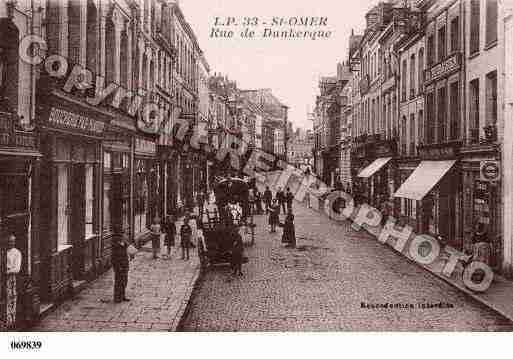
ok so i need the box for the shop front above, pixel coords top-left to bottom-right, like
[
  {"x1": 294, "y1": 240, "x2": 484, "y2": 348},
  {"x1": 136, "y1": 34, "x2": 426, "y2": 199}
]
[
  {"x1": 38, "y1": 93, "x2": 108, "y2": 302},
  {"x1": 460, "y1": 146, "x2": 502, "y2": 269},
  {"x1": 393, "y1": 142, "x2": 462, "y2": 247},
  {"x1": 0, "y1": 111, "x2": 41, "y2": 328},
  {"x1": 133, "y1": 137, "x2": 158, "y2": 244},
  {"x1": 102, "y1": 124, "x2": 132, "y2": 268},
  {"x1": 354, "y1": 137, "x2": 396, "y2": 207}
]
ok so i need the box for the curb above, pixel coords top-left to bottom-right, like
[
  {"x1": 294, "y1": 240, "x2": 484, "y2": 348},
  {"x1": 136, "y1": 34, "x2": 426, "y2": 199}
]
[
  {"x1": 170, "y1": 262, "x2": 202, "y2": 331},
  {"x1": 317, "y1": 202, "x2": 513, "y2": 324}
]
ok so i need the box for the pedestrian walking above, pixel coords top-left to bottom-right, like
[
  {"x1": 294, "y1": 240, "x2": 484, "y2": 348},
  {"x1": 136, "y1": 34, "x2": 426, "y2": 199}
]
[
  {"x1": 163, "y1": 215, "x2": 176, "y2": 258},
  {"x1": 280, "y1": 209, "x2": 296, "y2": 248},
  {"x1": 197, "y1": 191, "x2": 205, "y2": 218},
  {"x1": 276, "y1": 187, "x2": 286, "y2": 214},
  {"x1": 150, "y1": 217, "x2": 161, "y2": 259},
  {"x1": 305, "y1": 191, "x2": 311, "y2": 208},
  {"x1": 263, "y1": 186, "x2": 272, "y2": 213},
  {"x1": 230, "y1": 226, "x2": 244, "y2": 277},
  {"x1": 268, "y1": 199, "x2": 280, "y2": 233},
  {"x1": 112, "y1": 234, "x2": 131, "y2": 303},
  {"x1": 255, "y1": 190, "x2": 263, "y2": 214},
  {"x1": 285, "y1": 187, "x2": 294, "y2": 212},
  {"x1": 180, "y1": 215, "x2": 193, "y2": 260},
  {"x1": 6, "y1": 234, "x2": 21, "y2": 329}
]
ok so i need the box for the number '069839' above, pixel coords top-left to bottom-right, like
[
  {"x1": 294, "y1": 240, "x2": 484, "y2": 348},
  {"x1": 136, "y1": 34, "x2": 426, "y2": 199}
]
[{"x1": 10, "y1": 341, "x2": 42, "y2": 350}]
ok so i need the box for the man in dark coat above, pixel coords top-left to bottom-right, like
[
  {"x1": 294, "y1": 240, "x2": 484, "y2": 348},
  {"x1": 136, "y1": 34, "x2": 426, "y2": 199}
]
[
  {"x1": 281, "y1": 209, "x2": 296, "y2": 248},
  {"x1": 263, "y1": 186, "x2": 272, "y2": 213},
  {"x1": 112, "y1": 235, "x2": 130, "y2": 303},
  {"x1": 276, "y1": 187, "x2": 286, "y2": 214}
]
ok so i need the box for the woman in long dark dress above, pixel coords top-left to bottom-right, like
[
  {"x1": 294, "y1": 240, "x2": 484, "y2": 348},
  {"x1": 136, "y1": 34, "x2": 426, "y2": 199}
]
[
  {"x1": 163, "y1": 215, "x2": 176, "y2": 258},
  {"x1": 281, "y1": 209, "x2": 296, "y2": 248},
  {"x1": 268, "y1": 199, "x2": 280, "y2": 233}
]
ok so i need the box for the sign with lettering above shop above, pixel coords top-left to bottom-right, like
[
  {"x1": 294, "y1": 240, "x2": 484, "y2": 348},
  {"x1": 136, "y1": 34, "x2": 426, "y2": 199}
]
[{"x1": 424, "y1": 53, "x2": 461, "y2": 84}]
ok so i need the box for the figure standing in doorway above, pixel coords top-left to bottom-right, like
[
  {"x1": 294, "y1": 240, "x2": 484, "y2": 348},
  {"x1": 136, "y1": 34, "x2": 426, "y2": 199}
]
[{"x1": 6, "y1": 234, "x2": 22, "y2": 329}]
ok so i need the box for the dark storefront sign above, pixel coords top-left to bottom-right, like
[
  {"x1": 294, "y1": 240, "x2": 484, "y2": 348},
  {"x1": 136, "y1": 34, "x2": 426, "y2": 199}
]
[
  {"x1": 424, "y1": 53, "x2": 461, "y2": 84},
  {"x1": 418, "y1": 141, "x2": 461, "y2": 160},
  {"x1": 39, "y1": 94, "x2": 111, "y2": 137}
]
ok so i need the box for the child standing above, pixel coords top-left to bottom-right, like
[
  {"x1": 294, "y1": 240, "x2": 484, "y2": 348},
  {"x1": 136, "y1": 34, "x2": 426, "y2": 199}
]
[{"x1": 150, "y1": 217, "x2": 161, "y2": 259}]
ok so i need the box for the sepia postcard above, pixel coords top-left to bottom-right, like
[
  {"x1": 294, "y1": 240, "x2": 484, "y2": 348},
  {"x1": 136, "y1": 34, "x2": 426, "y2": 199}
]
[{"x1": 1, "y1": 0, "x2": 513, "y2": 346}]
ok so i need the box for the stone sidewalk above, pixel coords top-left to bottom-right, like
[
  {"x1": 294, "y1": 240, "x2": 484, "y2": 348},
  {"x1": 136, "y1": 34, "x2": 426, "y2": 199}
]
[{"x1": 34, "y1": 240, "x2": 200, "y2": 332}]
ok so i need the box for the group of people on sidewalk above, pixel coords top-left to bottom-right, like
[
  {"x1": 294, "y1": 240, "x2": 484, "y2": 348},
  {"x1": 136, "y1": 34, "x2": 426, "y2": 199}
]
[
  {"x1": 111, "y1": 212, "x2": 201, "y2": 304},
  {"x1": 149, "y1": 214, "x2": 198, "y2": 261}
]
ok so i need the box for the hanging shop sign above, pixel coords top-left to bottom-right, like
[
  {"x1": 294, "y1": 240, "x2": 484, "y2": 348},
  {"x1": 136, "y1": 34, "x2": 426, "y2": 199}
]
[
  {"x1": 480, "y1": 160, "x2": 500, "y2": 182},
  {"x1": 135, "y1": 137, "x2": 157, "y2": 156}
]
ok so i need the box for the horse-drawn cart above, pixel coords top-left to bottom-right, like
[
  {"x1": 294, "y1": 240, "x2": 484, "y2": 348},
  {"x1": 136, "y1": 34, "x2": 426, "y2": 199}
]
[{"x1": 197, "y1": 177, "x2": 255, "y2": 269}]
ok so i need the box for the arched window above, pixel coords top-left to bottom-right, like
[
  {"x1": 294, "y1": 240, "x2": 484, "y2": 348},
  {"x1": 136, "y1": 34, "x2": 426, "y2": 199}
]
[
  {"x1": 120, "y1": 29, "x2": 128, "y2": 89},
  {"x1": 105, "y1": 18, "x2": 116, "y2": 84},
  {"x1": 86, "y1": 0, "x2": 98, "y2": 74}
]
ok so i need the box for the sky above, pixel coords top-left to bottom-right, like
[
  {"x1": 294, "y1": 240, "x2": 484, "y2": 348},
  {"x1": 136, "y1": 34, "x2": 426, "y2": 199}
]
[{"x1": 179, "y1": 0, "x2": 376, "y2": 130}]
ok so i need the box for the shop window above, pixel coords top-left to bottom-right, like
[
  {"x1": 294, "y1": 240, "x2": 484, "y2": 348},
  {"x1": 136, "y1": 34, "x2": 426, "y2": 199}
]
[
  {"x1": 104, "y1": 151, "x2": 111, "y2": 169},
  {"x1": 84, "y1": 164, "x2": 94, "y2": 237},
  {"x1": 486, "y1": 0, "x2": 498, "y2": 46},
  {"x1": 57, "y1": 164, "x2": 70, "y2": 248},
  {"x1": 470, "y1": 0, "x2": 480, "y2": 54},
  {"x1": 469, "y1": 79, "x2": 480, "y2": 143},
  {"x1": 103, "y1": 177, "x2": 111, "y2": 231},
  {"x1": 486, "y1": 70, "x2": 497, "y2": 126}
]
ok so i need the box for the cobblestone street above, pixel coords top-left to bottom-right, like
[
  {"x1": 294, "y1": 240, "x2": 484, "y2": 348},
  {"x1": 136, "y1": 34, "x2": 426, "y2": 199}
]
[{"x1": 180, "y1": 202, "x2": 513, "y2": 331}]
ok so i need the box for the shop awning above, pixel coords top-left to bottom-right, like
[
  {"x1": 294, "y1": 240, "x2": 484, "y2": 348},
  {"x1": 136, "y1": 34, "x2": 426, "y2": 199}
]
[
  {"x1": 357, "y1": 157, "x2": 393, "y2": 178},
  {"x1": 393, "y1": 160, "x2": 457, "y2": 201}
]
